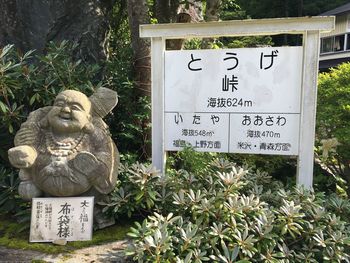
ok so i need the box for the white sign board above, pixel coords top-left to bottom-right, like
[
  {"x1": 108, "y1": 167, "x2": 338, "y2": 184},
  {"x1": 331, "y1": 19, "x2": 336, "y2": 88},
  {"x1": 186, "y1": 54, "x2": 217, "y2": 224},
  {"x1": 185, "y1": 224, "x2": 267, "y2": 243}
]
[
  {"x1": 30, "y1": 197, "x2": 94, "y2": 242},
  {"x1": 165, "y1": 47, "x2": 302, "y2": 155},
  {"x1": 140, "y1": 17, "x2": 335, "y2": 188}
]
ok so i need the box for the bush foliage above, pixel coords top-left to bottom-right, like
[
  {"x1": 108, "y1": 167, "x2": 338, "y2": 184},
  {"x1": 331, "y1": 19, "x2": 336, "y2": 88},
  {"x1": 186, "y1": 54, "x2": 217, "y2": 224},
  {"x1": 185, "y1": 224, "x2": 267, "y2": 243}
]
[
  {"x1": 117, "y1": 159, "x2": 350, "y2": 262},
  {"x1": 316, "y1": 63, "x2": 350, "y2": 196},
  {"x1": 99, "y1": 149, "x2": 350, "y2": 262}
]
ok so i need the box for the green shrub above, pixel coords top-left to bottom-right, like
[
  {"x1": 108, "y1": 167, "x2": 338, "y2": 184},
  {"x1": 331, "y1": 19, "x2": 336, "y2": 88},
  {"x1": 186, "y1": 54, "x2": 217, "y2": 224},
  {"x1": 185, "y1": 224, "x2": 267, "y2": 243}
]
[
  {"x1": 168, "y1": 147, "x2": 296, "y2": 188},
  {"x1": 105, "y1": 1, "x2": 152, "y2": 160},
  {"x1": 101, "y1": 162, "x2": 161, "y2": 218},
  {"x1": 316, "y1": 63, "x2": 350, "y2": 196},
  {"x1": 102, "y1": 149, "x2": 226, "y2": 219},
  {"x1": 122, "y1": 161, "x2": 350, "y2": 262},
  {"x1": 103, "y1": 148, "x2": 296, "y2": 220},
  {"x1": 0, "y1": 167, "x2": 26, "y2": 213},
  {"x1": 0, "y1": 41, "x2": 100, "y2": 120}
]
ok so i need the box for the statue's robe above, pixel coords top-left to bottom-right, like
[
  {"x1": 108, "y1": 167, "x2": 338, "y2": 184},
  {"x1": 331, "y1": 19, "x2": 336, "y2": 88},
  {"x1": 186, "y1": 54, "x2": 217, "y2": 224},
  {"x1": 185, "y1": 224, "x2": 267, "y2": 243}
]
[{"x1": 14, "y1": 107, "x2": 119, "y2": 197}]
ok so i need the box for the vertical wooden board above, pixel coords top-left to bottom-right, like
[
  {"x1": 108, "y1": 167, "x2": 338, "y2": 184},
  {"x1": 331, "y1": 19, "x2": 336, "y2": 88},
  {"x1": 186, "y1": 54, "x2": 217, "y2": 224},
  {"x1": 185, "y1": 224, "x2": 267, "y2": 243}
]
[
  {"x1": 151, "y1": 37, "x2": 166, "y2": 173},
  {"x1": 297, "y1": 31, "x2": 320, "y2": 189}
]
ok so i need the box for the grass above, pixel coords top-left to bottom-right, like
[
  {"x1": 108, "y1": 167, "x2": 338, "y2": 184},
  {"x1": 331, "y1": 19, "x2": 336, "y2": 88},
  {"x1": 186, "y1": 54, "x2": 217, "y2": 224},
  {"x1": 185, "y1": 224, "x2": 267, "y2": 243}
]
[{"x1": 0, "y1": 214, "x2": 132, "y2": 254}]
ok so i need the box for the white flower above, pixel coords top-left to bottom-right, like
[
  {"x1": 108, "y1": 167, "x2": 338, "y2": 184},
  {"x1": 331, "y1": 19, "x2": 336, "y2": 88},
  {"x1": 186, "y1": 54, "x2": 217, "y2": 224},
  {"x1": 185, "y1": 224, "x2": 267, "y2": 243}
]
[{"x1": 217, "y1": 167, "x2": 247, "y2": 185}]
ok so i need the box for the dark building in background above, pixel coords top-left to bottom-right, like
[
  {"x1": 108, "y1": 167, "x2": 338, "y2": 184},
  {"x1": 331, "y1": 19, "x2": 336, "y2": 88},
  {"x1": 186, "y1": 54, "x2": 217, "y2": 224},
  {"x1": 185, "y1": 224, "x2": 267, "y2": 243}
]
[{"x1": 319, "y1": 3, "x2": 350, "y2": 71}]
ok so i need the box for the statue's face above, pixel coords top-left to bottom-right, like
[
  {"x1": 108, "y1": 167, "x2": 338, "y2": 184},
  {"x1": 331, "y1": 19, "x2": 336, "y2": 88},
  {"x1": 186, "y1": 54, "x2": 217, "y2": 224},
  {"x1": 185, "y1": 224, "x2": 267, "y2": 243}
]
[{"x1": 48, "y1": 90, "x2": 91, "y2": 134}]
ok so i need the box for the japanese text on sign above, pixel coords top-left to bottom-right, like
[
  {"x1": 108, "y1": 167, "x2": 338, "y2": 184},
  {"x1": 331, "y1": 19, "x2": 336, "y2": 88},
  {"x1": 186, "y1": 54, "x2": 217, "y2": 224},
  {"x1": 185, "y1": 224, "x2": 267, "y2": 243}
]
[
  {"x1": 164, "y1": 47, "x2": 303, "y2": 155},
  {"x1": 30, "y1": 197, "x2": 94, "y2": 242}
]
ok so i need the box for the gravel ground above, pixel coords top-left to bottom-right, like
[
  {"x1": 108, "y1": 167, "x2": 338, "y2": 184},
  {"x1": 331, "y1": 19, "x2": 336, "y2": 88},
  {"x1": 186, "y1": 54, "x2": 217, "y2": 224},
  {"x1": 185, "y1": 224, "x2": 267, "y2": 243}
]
[{"x1": 0, "y1": 240, "x2": 132, "y2": 263}]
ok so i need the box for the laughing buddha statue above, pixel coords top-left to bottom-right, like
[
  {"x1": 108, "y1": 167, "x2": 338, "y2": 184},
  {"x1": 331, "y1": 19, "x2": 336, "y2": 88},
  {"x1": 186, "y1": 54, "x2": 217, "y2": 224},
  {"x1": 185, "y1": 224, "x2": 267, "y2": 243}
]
[{"x1": 8, "y1": 88, "x2": 119, "y2": 206}]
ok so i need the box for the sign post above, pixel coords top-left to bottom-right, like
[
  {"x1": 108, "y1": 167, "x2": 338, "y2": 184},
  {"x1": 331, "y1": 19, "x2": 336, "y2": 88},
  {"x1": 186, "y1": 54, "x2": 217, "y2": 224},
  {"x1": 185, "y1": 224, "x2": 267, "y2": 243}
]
[{"x1": 140, "y1": 17, "x2": 335, "y2": 189}]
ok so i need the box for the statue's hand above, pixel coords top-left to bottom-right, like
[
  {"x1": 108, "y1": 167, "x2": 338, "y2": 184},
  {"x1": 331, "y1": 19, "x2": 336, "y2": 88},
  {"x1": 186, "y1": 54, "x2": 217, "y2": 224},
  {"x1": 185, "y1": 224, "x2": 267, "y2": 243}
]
[
  {"x1": 72, "y1": 151, "x2": 100, "y2": 181},
  {"x1": 8, "y1": 145, "x2": 37, "y2": 169}
]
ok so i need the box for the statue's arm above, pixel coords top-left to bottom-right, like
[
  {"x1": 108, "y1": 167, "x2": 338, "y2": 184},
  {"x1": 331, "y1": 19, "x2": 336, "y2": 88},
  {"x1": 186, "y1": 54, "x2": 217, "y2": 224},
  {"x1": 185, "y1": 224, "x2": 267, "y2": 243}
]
[
  {"x1": 8, "y1": 107, "x2": 51, "y2": 169},
  {"x1": 72, "y1": 129, "x2": 118, "y2": 194},
  {"x1": 8, "y1": 145, "x2": 37, "y2": 169},
  {"x1": 92, "y1": 139, "x2": 119, "y2": 194},
  {"x1": 14, "y1": 106, "x2": 51, "y2": 146}
]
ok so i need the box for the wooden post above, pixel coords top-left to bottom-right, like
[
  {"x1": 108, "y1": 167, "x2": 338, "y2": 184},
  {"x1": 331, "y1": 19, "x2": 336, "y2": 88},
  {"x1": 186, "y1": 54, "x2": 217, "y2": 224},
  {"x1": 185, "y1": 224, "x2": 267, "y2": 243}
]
[
  {"x1": 151, "y1": 37, "x2": 166, "y2": 173},
  {"x1": 297, "y1": 30, "x2": 320, "y2": 188}
]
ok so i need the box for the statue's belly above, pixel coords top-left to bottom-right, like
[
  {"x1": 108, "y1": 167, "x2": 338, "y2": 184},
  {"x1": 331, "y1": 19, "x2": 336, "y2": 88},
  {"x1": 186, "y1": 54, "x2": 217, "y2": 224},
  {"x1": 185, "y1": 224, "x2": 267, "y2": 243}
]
[
  {"x1": 37, "y1": 174, "x2": 90, "y2": 196},
  {"x1": 33, "y1": 155, "x2": 91, "y2": 196}
]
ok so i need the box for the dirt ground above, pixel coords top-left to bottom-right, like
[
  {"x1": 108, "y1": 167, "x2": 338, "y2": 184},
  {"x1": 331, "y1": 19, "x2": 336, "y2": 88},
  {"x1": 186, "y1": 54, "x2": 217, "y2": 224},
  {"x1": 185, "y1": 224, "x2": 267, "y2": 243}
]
[{"x1": 0, "y1": 240, "x2": 132, "y2": 263}]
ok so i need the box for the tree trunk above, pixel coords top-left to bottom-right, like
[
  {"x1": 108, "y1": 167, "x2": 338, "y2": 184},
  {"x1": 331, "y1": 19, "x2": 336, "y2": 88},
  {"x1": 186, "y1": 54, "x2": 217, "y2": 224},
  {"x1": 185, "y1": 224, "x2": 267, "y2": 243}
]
[
  {"x1": 0, "y1": 0, "x2": 115, "y2": 63},
  {"x1": 156, "y1": 0, "x2": 178, "y2": 23},
  {"x1": 165, "y1": 9, "x2": 192, "y2": 50},
  {"x1": 205, "y1": 0, "x2": 221, "y2": 22},
  {"x1": 127, "y1": 0, "x2": 152, "y2": 157},
  {"x1": 201, "y1": 0, "x2": 221, "y2": 49},
  {"x1": 165, "y1": 0, "x2": 203, "y2": 50},
  {"x1": 126, "y1": 0, "x2": 151, "y2": 97},
  {"x1": 155, "y1": 0, "x2": 202, "y2": 24}
]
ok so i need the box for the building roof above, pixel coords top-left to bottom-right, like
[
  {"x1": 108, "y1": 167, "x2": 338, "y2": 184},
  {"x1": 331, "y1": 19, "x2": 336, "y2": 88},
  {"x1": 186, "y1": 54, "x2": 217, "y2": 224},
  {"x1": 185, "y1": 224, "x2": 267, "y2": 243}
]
[
  {"x1": 320, "y1": 3, "x2": 350, "y2": 16},
  {"x1": 319, "y1": 57, "x2": 350, "y2": 71}
]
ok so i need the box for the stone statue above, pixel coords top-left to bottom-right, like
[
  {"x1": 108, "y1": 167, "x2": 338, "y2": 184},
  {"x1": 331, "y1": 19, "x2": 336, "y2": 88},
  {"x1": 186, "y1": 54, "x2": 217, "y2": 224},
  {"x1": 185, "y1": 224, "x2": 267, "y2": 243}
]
[{"x1": 8, "y1": 88, "x2": 119, "y2": 228}]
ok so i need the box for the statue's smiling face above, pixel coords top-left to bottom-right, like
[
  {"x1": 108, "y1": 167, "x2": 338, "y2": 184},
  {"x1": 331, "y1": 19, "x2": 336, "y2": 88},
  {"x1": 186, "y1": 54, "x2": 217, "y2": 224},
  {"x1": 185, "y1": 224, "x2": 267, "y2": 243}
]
[{"x1": 48, "y1": 90, "x2": 91, "y2": 134}]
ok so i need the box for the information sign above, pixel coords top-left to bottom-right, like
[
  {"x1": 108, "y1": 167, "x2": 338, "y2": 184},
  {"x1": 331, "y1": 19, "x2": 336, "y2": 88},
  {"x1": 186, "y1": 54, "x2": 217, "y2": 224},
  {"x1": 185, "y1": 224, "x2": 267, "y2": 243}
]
[
  {"x1": 30, "y1": 197, "x2": 94, "y2": 242},
  {"x1": 165, "y1": 47, "x2": 302, "y2": 155},
  {"x1": 140, "y1": 16, "x2": 335, "y2": 188}
]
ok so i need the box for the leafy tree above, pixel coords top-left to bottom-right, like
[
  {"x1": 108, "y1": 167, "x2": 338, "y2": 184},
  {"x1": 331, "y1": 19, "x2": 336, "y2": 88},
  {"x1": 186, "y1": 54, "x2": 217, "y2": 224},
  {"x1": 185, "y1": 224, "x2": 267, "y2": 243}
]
[{"x1": 316, "y1": 63, "x2": 350, "y2": 196}]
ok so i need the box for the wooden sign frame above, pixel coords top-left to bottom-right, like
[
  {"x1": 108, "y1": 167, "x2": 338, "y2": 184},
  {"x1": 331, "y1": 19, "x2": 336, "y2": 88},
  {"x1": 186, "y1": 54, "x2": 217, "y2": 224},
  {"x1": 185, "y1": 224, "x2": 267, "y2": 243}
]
[{"x1": 140, "y1": 16, "x2": 335, "y2": 188}]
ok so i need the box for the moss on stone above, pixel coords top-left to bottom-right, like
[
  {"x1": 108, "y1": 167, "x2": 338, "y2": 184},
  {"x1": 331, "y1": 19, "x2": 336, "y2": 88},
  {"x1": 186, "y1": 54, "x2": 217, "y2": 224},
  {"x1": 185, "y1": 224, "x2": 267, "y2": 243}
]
[{"x1": 0, "y1": 215, "x2": 131, "y2": 254}]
